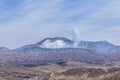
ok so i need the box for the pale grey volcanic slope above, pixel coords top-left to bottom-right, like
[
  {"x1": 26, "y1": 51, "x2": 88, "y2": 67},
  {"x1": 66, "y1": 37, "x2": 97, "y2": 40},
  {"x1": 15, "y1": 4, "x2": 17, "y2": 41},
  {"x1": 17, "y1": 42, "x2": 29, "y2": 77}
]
[{"x1": 0, "y1": 37, "x2": 120, "y2": 66}]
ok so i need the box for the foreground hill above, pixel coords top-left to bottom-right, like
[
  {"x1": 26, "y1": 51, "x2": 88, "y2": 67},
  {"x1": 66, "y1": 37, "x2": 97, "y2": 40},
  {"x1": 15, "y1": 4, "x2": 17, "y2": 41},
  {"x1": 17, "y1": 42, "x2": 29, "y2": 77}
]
[
  {"x1": 0, "y1": 64, "x2": 47, "y2": 80},
  {"x1": 50, "y1": 67, "x2": 120, "y2": 80},
  {"x1": 0, "y1": 64, "x2": 119, "y2": 80}
]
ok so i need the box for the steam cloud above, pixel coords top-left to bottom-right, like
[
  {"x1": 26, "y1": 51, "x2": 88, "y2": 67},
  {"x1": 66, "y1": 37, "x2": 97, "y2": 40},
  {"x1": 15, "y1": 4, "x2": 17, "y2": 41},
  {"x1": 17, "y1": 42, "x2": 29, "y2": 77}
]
[
  {"x1": 74, "y1": 27, "x2": 80, "y2": 47},
  {"x1": 40, "y1": 27, "x2": 81, "y2": 48}
]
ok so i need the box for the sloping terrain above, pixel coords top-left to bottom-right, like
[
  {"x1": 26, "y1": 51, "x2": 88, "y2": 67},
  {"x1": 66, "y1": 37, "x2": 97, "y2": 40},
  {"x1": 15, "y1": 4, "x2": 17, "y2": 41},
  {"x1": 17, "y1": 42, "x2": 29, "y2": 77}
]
[
  {"x1": 46, "y1": 67, "x2": 120, "y2": 80},
  {"x1": 0, "y1": 63, "x2": 120, "y2": 80},
  {"x1": 0, "y1": 37, "x2": 120, "y2": 66},
  {"x1": 0, "y1": 64, "x2": 47, "y2": 80},
  {"x1": 0, "y1": 48, "x2": 110, "y2": 66}
]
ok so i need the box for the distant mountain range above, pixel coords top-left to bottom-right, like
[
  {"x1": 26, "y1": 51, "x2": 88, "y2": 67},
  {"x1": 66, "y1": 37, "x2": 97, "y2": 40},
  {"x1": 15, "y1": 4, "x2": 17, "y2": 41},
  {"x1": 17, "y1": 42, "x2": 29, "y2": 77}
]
[
  {"x1": 39, "y1": 37, "x2": 120, "y2": 54},
  {"x1": 0, "y1": 37, "x2": 120, "y2": 66}
]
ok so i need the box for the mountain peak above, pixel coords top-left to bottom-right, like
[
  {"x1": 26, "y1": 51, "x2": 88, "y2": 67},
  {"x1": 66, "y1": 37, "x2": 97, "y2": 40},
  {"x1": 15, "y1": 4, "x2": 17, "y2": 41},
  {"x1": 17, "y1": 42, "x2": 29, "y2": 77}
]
[
  {"x1": 36, "y1": 37, "x2": 73, "y2": 48},
  {"x1": 37, "y1": 37, "x2": 73, "y2": 44},
  {"x1": 35, "y1": 37, "x2": 115, "y2": 52}
]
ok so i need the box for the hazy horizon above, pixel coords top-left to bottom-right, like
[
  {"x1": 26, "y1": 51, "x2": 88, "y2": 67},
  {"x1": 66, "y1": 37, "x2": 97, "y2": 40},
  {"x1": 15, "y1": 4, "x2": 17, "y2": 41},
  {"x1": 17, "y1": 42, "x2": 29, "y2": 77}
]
[{"x1": 0, "y1": 0, "x2": 120, "y2": 48}]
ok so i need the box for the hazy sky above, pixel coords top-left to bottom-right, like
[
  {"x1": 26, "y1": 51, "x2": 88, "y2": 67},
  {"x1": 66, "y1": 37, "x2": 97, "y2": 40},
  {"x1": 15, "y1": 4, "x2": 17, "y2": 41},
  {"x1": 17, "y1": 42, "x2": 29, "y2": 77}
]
[{"x1": 0, "y1": 0, "x2": 120, "y2": 48}]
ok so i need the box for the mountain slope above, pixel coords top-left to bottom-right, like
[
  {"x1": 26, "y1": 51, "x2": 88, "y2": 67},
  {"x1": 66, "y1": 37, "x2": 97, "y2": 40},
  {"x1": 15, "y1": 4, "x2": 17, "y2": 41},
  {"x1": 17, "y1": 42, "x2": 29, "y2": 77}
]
[
  {"x1": 0, "y1": 37, "x2": 120, "y2": 66},
  {"x1": 18, "y1": 37, "x2": 120, "y2": 54}
]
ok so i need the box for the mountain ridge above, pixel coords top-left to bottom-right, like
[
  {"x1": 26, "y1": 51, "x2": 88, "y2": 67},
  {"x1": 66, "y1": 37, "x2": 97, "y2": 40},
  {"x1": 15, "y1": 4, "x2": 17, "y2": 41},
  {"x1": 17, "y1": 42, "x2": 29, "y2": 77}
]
[
  {"x1": 0, "y1": 37, "x2": 120, "y2": 66},
  {"x1": 16, "y1": 37, "x2": 120, "y2": 54}
]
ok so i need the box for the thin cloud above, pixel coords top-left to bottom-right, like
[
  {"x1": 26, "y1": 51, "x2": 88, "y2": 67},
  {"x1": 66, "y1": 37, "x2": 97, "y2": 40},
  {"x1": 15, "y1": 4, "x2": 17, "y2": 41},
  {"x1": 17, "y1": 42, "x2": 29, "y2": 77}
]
[{"x1": 0, "y1": 0, "x2": 120, "y2": 48}]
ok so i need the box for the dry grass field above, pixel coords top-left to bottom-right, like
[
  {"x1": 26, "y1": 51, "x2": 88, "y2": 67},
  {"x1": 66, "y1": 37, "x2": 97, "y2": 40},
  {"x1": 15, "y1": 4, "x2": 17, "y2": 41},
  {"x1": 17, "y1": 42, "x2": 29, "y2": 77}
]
[
  {"x1": 0, "y1": 64, "x2": 120, "y2": 80},
  {"x1": 42, "y1": 66, "x2": 120, "y2": 80},
  {"x1": 0, "y1": 64, "x2": 47, "y2": 80}
]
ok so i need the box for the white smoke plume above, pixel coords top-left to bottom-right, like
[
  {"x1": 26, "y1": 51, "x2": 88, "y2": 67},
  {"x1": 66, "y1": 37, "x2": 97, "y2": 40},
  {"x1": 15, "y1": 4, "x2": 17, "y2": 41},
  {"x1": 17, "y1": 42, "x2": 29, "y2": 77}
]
[{"x1": 74, "y1": 27, "x2": 80, "y2": 47}]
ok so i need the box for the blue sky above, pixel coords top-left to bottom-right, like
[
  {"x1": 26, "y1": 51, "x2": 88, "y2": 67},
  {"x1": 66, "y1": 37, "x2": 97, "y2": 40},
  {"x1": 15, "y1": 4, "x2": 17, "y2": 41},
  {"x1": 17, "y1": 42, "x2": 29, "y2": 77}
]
[{"x1": 0, "y1": 0, "x2": 120, "y2": 48}]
